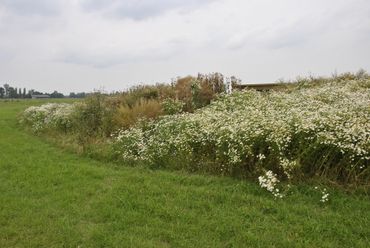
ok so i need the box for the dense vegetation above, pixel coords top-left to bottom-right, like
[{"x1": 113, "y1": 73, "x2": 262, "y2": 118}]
[
  {"x1": 19, "y1": 72, "x2": 370, "y2": 186},
  {"x1": 115, "y1": 78, "x2": 369, "y2": 183},
  {"x1": 1, "y1": 100, "x2": 370, "y2": 247},
  {"x1": 20, "y1": 73, "x2": 230, "y2": 135}
]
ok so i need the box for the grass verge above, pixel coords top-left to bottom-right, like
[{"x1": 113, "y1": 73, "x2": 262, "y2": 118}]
[{"x1": 0, "y1": 100, "x2": 369, "y2": 247}]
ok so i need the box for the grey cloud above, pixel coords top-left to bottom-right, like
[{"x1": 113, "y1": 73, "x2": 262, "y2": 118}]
[
  {"x1": 0, "y1": 0, "x2": 61, "y2": 16},
  {"x1": 227, "y1": 1, "x2": 370, "y2": 51},
  {"x1": 0, "y1": 50, "x2": 13, "y2": 63},
  {"x1": 81, "y1": 0, "x2": 217, "y2": 20},
  {"x1": 263, "y1": 22, "x2": 314, "y2": 50},
  {"x1": 267, "y1": 1, "x2": 370, "y2": 50},
  {"x1": 225, "y1": 24, "x2": 311, "y2": 51},
  {"x1": 59, "y1": 51, "x2": 139, "y2": 68},
  {"x1": 1, "y1": 0, "x2": 369, "y2": 93},
  {"x1": 58, "y1": 46, "x2": 176, "y2": 68}
]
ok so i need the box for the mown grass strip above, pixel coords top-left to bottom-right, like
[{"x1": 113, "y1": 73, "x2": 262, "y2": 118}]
[{"x1": 0, "y1": 101, "x2": 369, "y2": 247}]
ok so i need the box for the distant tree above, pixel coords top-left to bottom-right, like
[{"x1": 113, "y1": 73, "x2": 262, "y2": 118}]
[
  {"x1": 0, "y1": 87, "x2": 4, "y2": 98},
  {"x1": 27, "y1": 89, "x2": 34, "y2": 98},
  {"x1": 76, "y1": 92, "x2": 86, "y2": 98},
  {"x1": 32, "y1": 91, "x2": 43, "y2": 95},
  {"x1": 23, "y1": 88, "x2": 26, "y2": 98},
  {"x1": 50, "y1": 91, "x2": 64, "y2": 98},
  {"x1": 8, "y1": 87, "x2": 17, "y2": 98},
  {"x1": 69, "y1": 92, "x2": 86, "y2": 98},
  {"x1": 3, "y1": 84, "x2": 9, "y2": 98}
]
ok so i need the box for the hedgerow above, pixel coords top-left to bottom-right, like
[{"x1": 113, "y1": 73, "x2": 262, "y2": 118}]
[
  {"x1": 19, "y1": 74, "x2": 370, "y2": 184},
  {"x1": 114, "y1": 78, "x2": 369, "y2": 183}
]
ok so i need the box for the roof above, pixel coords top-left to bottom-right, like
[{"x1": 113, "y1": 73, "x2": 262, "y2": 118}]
[
  {"x1": 234, "y1": 83, "x2": 282, "y2": 91},
  {"x1": 31, "y1": 95, "x2": 50, "y2": 98}
]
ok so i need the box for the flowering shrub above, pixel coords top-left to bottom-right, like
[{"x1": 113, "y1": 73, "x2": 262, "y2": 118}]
[
  {"x1": 20, "y1": 103, "x2": 75, "y2": 132},
  {"x1": 161, "y1": 98, "x2": 185, "y2": 115},
  {"x1": 258, "y1": 170, "x2": 283, "y2": 198},
  {"x1": 114, "y1": 78, "x2": 370, "y2": 182}
]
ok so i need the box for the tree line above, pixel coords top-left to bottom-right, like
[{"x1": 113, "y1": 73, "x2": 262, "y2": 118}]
[
  {"x1": 0, "y1": 83, "x2": 86, "y2": 99},
  {"x1": 0, "y1": 84, "x2": 29, "y2": 98}
]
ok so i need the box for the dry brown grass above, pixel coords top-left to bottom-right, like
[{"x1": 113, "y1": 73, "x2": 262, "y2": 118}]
[{"x1": 113, "y1": 98, "x2": 163, "y2": 129}]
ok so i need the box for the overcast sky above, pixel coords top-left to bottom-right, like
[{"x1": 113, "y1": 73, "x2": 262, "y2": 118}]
[{"x1": 0, "y1": 0, "x2": 369, "y2": 93}]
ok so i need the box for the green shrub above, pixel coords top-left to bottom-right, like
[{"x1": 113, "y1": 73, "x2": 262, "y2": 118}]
[
  {"x1": 174, "y1": 73, "x2": 227, "y2": 111},
  {"x1": 72, "y1": 93, "x2": 115, "y2": 145},
  {"x1": 119, "y1": 84, "x2": 175, "y2": 107},
  {"x1": 161, "y1": 98, "x2": 185, "y2": 115}
]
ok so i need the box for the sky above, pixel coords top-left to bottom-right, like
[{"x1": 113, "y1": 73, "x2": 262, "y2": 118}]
[{"x1": 0, "y1": 0, "x2": 369, "y2": 94}]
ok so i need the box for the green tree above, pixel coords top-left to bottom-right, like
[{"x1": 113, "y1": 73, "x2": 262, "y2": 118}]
[
  {"x1": 50, "y1": 91, "x2": 64, "y2": 98},
  {"x1": 26, "y1": 90, "x2": 33, "y2": 98},
  {"x1": 3, "y1": 84, "x2": 9, "y2": 98},
  {"x1": 0, "y1": 87, "x2": 4, "y2": 98},
  {"x1": 8, "y1": 87, "x2": 16, "y2": 98}
]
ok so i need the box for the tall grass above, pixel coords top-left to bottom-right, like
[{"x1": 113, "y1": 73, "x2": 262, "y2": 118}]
[{"x1": 113, "y1": 99, "x2": 163, "y2": 129}]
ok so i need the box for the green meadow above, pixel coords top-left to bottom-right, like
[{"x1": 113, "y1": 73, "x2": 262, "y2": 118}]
[{"x1": 0, "y1": 100, "x2": 369, "y2": 247}]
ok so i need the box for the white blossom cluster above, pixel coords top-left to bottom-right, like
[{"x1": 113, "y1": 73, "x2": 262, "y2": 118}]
[
  {"x1": 320, "y1": 189, "x2": 329, "y2": 203},
  {"x1": 258, "y1": 170, "x2": 283, "y2": 198},
  {"x1": 114, "y1": 79, "x2": 369, "y2": 178},
  {"x1": 21, "y1": 103, "x2": 75, "y2": 132},
  {"x1": 315, "y1": 187, "x2": 330, "y2": 203}
]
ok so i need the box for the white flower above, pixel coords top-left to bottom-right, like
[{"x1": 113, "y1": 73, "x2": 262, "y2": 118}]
[
  {"x1": 258, "y1": 170, "x2": 284, "y2": 198},
  {"x1": 257, "y1": 153, "x2": 266, "y2": 160},
  {"x1": 113, "y1": 78, "x2": 369, "y2": 176}
]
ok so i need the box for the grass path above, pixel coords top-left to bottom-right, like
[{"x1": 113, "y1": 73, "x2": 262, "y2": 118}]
[{"x1": 0, "y1": 101, "x2": 369, "y2": 247}]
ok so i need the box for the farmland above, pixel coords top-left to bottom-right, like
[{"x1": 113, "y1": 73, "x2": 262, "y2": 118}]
[{"x1": 0, "y1": 95, "x2": 369, "y2": 247}]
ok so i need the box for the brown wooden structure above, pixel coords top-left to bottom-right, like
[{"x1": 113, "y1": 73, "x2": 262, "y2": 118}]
[{"x1": 233, "y1": 83, "x2": 283, "y2": 92}]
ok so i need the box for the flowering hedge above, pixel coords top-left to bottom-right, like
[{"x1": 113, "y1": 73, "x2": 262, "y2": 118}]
[
  {"x1": 114, "y1": 79, "x2": 370, "y2": 182},
  {"x1": 19, "y1": 78, "x2": 370, "y2": 182},
  {"x1": 20, "y1": 103, "x2": 75, "y2": 133}
]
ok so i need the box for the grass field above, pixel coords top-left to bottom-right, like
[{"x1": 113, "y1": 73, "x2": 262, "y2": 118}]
[{"x1": 0, "y1": 100, "x2": 369, "y2": 247}]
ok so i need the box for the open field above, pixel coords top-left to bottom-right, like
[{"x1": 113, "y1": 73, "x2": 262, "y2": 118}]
[{"x1": 0, "y1": 100, "x2": 369, "y2": 247}]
